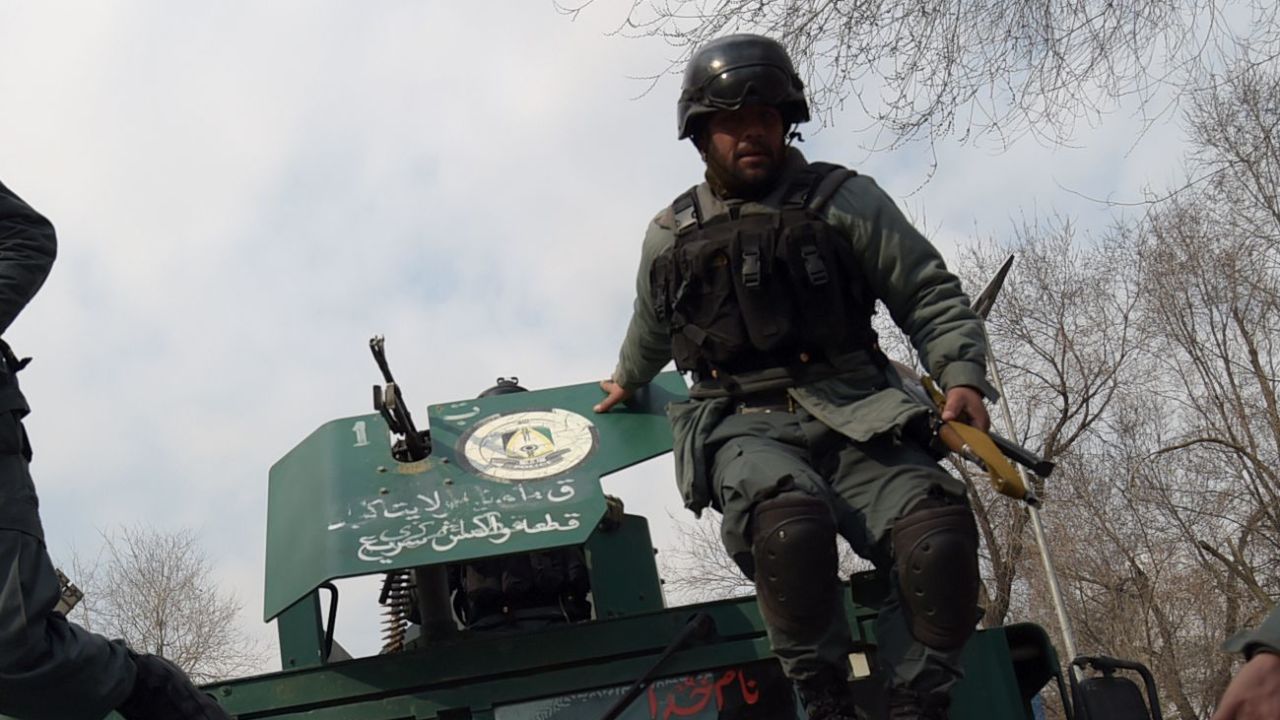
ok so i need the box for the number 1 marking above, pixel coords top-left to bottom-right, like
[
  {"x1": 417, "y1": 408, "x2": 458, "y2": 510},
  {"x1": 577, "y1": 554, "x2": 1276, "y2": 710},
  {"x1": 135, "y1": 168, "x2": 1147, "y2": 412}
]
[{"x1": 352, "y1": 421, "x2": 369, "y2": 447}]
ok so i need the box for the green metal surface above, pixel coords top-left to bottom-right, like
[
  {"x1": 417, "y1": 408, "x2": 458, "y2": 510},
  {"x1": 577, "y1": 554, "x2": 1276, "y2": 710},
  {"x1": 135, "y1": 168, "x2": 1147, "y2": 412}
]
[
  {"x1": 263, "y1": 373, "x2": 687, "y2": 621},
  {"x1": 584, "y1": 515, "x2": 665, "y2": 619},
  {"x1": 276, "y1": 591, "x2": 325, "y2": 670},
  {"x1": 953, "y1": 628, "x2": 1029, "y2": 718},
  {"x1": 212, "y1": 600, "x2": 775, "y2": 717},
  {"x1": 209, "y1": 590, "x2": 1043, "y2": 720},
  {"x1": 494, "y1": 658, "x2": 800, "y2": 719}
]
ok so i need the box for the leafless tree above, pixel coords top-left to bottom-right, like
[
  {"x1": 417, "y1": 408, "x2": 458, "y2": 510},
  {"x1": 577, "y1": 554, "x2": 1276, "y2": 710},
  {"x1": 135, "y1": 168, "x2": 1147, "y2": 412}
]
[
  {"x1": 659, "y1": 513, "x2": 753, "y2": 604},
  {"x1": 998, "y1": 57, "x2": 1280, "y2": 717},
  {"x1": 558, "y1": 0, "x2": 1279, "y2": 149},
  {"x1": 659, "y1": 512, "x2": 871, "y2": 605},
  {"x1": 67, "y1": 525, "x2": 266, "y2": 684},
  {"x1": 1134, "y1": 56, "x2": 1280, "y2": 620},
  {"x1": 952, "y1": 221, "x2": 1145, "y2": 630}
]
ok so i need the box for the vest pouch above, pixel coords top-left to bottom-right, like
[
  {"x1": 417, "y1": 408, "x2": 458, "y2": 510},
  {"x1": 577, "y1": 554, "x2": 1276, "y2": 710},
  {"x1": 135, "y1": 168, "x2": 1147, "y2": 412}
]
[
  {"x1": 780, "y1": 220, "x2": 851, "y2": 349},
  {"x1": 652, "y1": 248, "x2": 698, "y2": 371},
  {"x1": 669, "y1": 237, "x2": 751, "y2": 368},
  {"x1": 649, "y1": 252, "x2": 675, "y2": 323},
  {"x1": 731, "y1": 227, "x2": 796, "y2": 352}
]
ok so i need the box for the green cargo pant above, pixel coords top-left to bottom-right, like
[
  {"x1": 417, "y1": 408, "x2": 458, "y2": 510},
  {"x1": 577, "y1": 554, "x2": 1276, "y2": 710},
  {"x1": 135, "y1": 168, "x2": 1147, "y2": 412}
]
[
  {"x1": 0, "y1": 388, "x2": 136, "y2": 719},
  {"x1": 706, "y1": 405, "x2": 971, "y2": 694}
]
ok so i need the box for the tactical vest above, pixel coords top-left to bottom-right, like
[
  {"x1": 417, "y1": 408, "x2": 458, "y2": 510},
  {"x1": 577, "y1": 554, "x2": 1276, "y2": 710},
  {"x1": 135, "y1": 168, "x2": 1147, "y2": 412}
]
[{"x1": 650, "y1": 162, "x2": 879, "y2": 393}]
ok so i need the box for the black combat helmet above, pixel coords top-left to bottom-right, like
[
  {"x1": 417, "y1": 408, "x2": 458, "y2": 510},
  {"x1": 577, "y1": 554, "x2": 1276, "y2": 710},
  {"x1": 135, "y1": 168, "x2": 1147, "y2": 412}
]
[{"x1": 677, "y1": 34, "x2": 810, "y2": 140}]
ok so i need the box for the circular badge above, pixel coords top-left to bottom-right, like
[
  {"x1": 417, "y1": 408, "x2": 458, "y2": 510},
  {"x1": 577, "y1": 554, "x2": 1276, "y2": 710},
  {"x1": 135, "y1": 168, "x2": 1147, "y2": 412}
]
[{"x1": 457, "y1": 409, "x2": 598, "y2": 482}]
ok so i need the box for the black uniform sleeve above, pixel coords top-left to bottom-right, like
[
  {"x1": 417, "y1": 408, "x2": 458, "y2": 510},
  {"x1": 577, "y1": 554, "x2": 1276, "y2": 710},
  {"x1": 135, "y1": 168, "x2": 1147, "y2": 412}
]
[{"x1": 0, "y1": 180, "x2": 57, "y2": 335}]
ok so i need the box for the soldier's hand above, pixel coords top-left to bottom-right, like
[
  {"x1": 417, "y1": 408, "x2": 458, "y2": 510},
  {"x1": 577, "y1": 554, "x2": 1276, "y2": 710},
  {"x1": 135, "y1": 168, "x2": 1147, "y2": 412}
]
[
  {"x1": 594, "y1": 378, "x2": 632, "y2": 413},
  {"x1": 942, "y1": 386, "x2": 989, "y2": 432},
  {"x1": 1212, "y1": 652, "x2": 1280, "y2": 720}
]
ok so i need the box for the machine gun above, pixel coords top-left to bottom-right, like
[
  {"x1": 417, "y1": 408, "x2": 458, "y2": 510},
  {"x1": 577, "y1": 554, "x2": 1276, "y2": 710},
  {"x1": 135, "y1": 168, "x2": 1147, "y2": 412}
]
[{"x1": 369, "y1": 335, "x2": 430, "y2": 462}]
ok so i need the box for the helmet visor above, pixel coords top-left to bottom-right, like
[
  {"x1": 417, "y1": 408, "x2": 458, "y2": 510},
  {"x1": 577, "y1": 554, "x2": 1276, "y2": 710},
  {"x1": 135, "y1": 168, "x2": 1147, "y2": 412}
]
[{"x1": 691, "y1": 65, "x2": 796, "y2": 109}]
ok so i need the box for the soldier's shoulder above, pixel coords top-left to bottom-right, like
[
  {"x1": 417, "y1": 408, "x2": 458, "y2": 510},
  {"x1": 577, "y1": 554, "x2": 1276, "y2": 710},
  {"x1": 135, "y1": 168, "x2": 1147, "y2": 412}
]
[
  {"x1": 651, "y1": 205, "x2": 677, "y2": 231},
  {"x1": 808, "y1": 162, "x2": 877, "y2": 190},
  {"x1": 640, "y1": 205, "x2": 679, "y2": 259},
  {"x1": 817, "y1": 167, "x2": 898, "y2": 214}
]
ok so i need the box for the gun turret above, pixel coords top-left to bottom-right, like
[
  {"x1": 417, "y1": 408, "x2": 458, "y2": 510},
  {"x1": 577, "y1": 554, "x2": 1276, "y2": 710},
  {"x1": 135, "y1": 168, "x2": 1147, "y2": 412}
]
[{"x1": 369, "y1": 335, "x2": 430, "y2": 462}]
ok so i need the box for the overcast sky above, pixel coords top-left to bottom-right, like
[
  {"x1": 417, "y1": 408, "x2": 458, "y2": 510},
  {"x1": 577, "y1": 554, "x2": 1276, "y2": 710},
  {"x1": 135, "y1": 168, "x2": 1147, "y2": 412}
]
[{"x1": 0, "y1": 2, "x2": 1191, "y2": 670}]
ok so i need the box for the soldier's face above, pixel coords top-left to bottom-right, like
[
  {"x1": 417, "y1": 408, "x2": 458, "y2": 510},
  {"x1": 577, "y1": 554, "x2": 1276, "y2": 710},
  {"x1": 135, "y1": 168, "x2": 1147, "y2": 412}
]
[{"x1": 703, "y1": 105, "x2": 786, "y2": 197}]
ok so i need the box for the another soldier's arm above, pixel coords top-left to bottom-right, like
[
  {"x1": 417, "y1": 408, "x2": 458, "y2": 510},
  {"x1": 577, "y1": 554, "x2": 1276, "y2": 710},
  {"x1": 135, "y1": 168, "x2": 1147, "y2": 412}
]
[
  {"x1": 596, "y1": 220, "x2": 673, "y2": 413},
  {"x1": 826, "y1": 176, "x2": 995, "y2": 401},
  {"x1": 1214, "y1": 608, "x2": 1280, "y2": 720},
  {"x1": 0, "y1": 180, "x2": 57, "y2": 334},
  {"x1": 1224, "y1": 607, "x2": 1280, "y2": 661}
]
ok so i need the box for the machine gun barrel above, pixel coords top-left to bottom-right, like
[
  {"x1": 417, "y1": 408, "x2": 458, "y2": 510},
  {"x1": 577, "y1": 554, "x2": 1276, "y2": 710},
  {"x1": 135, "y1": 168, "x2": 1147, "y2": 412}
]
[
  {"x1": 371, "y1": 335, "x2": 398, "y2": 386},
  {"x1": 369, "y1": 335, "x2": 429, "y2": 461}
]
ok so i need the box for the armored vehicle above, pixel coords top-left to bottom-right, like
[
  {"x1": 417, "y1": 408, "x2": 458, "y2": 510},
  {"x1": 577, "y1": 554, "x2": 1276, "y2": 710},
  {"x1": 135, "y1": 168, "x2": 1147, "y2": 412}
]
[{"x1": 184, "y1": 336, "x2": 1076, "y2": 720}]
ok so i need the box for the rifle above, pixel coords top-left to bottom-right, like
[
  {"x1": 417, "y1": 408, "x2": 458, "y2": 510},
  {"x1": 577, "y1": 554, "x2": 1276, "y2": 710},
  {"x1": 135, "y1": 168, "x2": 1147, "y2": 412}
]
[{"x1": 917, "y1": 374, "x2": 1052, "y2": 505}]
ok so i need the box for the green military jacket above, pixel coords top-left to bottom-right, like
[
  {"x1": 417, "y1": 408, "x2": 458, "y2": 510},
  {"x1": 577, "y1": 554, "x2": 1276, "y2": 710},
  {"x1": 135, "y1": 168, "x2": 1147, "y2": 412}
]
[
  {"x1": 611, "y1": 149, "x2": 994, "y2": 514},
  {"x1": 0, "y1": 179, "x2": 57, "y2": 415}
]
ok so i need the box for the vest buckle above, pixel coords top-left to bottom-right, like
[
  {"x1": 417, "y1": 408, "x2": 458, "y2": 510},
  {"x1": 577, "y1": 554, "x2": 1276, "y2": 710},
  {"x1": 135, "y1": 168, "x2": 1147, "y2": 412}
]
[
  {"x1": 800, "y1": 245, "x2": 828, "y2": 285},
  {"x1": 742, "y1": 246, "x2": 762, "y2": 288}
]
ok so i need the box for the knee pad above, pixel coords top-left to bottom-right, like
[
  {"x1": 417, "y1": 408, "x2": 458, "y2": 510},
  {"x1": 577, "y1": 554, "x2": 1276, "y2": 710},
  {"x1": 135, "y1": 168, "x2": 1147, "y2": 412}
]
[
  {"x1": 750, "y1": 494, "x2": 838, "y2": 638},
  {"x1": 891, "y1": 502, "x2": 979, "y2": 650}
]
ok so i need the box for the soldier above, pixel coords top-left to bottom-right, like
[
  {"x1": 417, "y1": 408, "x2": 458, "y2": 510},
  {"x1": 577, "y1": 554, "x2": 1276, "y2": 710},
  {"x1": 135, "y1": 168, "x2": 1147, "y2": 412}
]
[
  {"x1": 0, "y1": 177, "x2": 229, "y2": 719},
  {"x1": 1213, "y1": 607, "x2": 1280, "y2": 720},
  {"x1": 594, "y1": 35, "x2": 993, "y2": 720}
]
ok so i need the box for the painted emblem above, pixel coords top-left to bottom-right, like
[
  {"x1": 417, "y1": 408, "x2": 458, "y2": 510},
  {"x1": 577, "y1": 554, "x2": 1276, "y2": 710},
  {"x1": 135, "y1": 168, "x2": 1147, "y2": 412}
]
[{"x1": 458, "y1": 409, "x2": 598, "y2": 482}]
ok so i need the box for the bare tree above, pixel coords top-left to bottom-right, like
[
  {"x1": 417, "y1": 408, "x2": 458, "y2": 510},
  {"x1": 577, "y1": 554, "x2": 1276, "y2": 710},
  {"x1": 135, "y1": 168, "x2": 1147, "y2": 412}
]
[
  {"x1": 978, "y1": 57, "x2": 1280, "y2": 717},
  {"x1": 951, "y1": 221, "x2": 1145, "y2": 630},
  {"x1": 1134, "y1": 57, "x2": 1280, "y2": 620},
  {"x1": 1186, "y1": 57, "x2": 1280, "y2": 242},
  {"x1": 659, "y1": 512, "x2": 871, "y2": 605},
  {"x1": 659, "y1": 513, "x2": 753, "y2": 604},
  {"x1": 558, "y1": 0, "x2": 1279, "y2": 149},
  {"x1": 1139, "y1": 200, "x2": 1280, "y2": 601},
  {"x1": 68, "y1": 525, "x2": 266, "y2": 684}
]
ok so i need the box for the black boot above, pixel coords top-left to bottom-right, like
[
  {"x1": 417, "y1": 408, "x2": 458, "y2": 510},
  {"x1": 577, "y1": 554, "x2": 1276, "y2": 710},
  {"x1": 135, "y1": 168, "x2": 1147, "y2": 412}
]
[
  {"x1": 887, "y1": 687, "x2": 950, "y2": 720},
  {"x1": 796, "y1": 671, "x2": 862, "y2": 720},
  {"x1": 116, "y1": 652, "x2": 231, "y2": 720}
]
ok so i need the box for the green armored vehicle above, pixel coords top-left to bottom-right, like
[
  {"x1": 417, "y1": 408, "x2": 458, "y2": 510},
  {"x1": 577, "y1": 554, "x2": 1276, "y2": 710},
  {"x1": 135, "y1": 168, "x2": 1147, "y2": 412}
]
[{"x1": 198, "y1": 346, "x2": 1069, "y2": 720}]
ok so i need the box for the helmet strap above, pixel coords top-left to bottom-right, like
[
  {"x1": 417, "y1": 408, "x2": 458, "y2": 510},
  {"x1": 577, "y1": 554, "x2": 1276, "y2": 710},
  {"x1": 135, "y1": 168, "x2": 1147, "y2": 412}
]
[{"x1": 690, "y1": 130, "x2": 709, "y2": 156}]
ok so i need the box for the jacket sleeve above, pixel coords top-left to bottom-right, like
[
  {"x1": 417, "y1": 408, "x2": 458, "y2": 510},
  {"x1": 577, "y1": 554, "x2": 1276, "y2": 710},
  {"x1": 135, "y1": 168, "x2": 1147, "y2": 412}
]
[
  {"x1": 611, "y1": 218, "x2": 675, "y2": 390},
  {"x1": 1224, "y1": 606, "x2": 1280, "y2": 658},
  {"x1": 0, "y1": 180, "x2": 57, "y2": 335},
  {"x1": 825, "y1": 174, "x2": 996, "y2": 398}
]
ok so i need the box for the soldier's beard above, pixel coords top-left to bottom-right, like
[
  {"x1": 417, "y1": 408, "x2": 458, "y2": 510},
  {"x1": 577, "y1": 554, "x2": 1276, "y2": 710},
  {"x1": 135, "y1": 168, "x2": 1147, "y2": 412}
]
[{"x1": 703, "y1": 145, "x2": 784, "y2": 200}]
